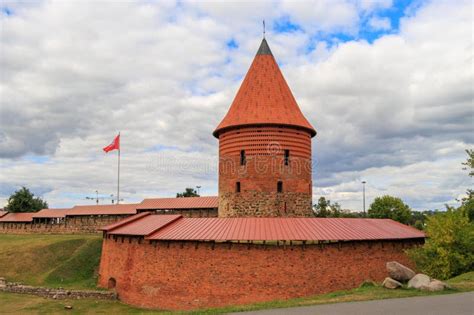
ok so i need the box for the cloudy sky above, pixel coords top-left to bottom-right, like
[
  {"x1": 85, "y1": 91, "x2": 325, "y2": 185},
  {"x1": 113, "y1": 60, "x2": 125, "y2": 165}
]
[{"x1": 0, "y1": 0, "x2": 472, "y2": 211}]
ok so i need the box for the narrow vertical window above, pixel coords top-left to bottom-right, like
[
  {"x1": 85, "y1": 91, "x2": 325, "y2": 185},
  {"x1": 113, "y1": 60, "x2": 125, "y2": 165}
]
[
  {"x1": 240, "y1": 150, "x2": 246, "y2": 165},
  {"x1": 236, "y1": 181, "x2": 241, "y2": 193},
  {"x1": 284, "y1": 149, "x2": 290, "y2": 165},
  {"x1": 277, "y1": 181, "x2": 283, "y2": 193}
]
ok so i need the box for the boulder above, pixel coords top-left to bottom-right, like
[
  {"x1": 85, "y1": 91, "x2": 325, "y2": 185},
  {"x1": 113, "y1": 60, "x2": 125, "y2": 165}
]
[
  {"x1": 386, "y1": 261, "x2": 416, "y2": 282},
  {"x1": 408, "y1": 274, "x2": 431, "y2": 289},
  {"x1": 421, "y1": 280, "x2": 447, "y2": 292},
  {"x1": 382, "y1": 277, "x2": 402, "y2": 289}
]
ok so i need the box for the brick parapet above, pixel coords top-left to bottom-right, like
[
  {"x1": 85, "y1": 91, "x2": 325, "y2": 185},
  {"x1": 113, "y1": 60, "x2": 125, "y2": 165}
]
[{"x1": 98, "y1": 237, "x2": 423, "y2": 310}]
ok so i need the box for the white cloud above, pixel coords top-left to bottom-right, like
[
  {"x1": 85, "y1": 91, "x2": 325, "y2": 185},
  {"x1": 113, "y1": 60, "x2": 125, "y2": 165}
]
[
  {"x1": 281, "y1": 0, "x2": 360, "y2": 34},
  {"x1": 368, "y1": 16, "x2": 391, "y2": 30},
  {"x1": 357, "y1": 0, "x2": 393, "y2": 11},
  {"x1": 0, "y1": 0, "x2": 472, "y2": 212}
]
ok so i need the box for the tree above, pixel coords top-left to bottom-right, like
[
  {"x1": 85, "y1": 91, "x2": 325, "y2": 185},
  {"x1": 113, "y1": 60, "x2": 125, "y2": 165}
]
[
  {"x1": 407, "y1": 206, "x2": 474, "y2": 279},
  {"x1": 368, "y1": 195, "x2": 412, "y2": 224},
  {"x1": 176, "y1": 188, "x2": 199, "y2": 198},
  {"x1": 462, "y1": 149, "x2": 474, "y2": 177},
  {"x1": 314, "y1": 197, "x2": 343, "y2": 218},
  {"x1": 4, "y1": 187, "x2": 48, "y2": 213},
  {"x1": 408, "y1": 210, "x2": 436, "y2": 230},
  {"x1": 460, "y1": 149, "x2": 474, "y2": 222}
]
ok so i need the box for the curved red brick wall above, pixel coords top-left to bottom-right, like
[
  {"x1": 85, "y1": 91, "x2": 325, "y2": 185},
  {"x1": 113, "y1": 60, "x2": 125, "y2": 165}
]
[
  {"x1": 98, "y1": 238, "x2": 421, "y2": 310},
  {"x1": 218, "y1": 126, "x2": 313, "y2": 217}
]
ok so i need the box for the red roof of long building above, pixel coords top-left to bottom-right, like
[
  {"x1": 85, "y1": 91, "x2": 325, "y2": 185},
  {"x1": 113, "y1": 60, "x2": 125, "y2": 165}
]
[
  {"x1": 33, "y1": 208, "x2": 69, "y2": 218},
  {"x1": 0, "y1": 211, "x2": 7, "y2": 218},
  {"x1": 103, "y1": 215, "x2": 425, "y2": 241},
  {"x1": 0, "y1": 212, "x2": 34, "y2": 223},
  {"x1": 213, "y1": 38, "x2": 316, "y2": 138},
  {"x1": 136, "y1": 196, "x2": 218, "y2": 211},
  {"x1": 67, "y1": 204, "x2": 138, "y2": 216}
]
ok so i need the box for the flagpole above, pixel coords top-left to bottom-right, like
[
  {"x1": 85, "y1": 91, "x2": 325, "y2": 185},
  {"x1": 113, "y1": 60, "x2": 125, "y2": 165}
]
[{"x1": 117, "y1": 132, "x2": 120, "y2": 204}]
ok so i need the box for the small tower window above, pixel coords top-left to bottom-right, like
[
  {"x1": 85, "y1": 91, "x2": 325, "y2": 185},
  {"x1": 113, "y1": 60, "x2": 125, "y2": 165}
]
[
  {"x1": 277, "y1": 181, "x2": 283, "y2": 193},
  {"x1": 284, "y1": 149, "x2": 290, "y2": 165},
  {"x1": 240, "y1": 150, "x2": 246, "y2": 165},
  {"x1": 236, "y1": 182, "x2": 241, "y2": 193}
]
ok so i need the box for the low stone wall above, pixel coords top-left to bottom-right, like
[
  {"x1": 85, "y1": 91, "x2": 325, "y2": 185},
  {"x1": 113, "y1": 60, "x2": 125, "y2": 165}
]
[{"x1": 0, "y1": 278, "x2": 117, "y2": 300}]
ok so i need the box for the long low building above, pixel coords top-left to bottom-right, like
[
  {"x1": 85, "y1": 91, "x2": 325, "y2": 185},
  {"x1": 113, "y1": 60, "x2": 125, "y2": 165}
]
[
  {"x1": 98, "y1": 213, "x2": 425, "y2": 310},
  {"x1": 0, "y1": 196, "x2": 219, "y2": 234},
  {"x1": 32, "y1": 208, "x2": 69, "y2": 224},
  {"x1": 136, "y1": 196, "x2": 218, "y2": 217},
  {"x1": 0, "y1": 212, "x2": 35, "y2": 224}
]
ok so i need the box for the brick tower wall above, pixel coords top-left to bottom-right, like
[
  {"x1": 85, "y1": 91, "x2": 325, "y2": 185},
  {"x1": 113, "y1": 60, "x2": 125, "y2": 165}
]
[{"x1": 218, "y1": 126, "x2": 313, "y2": 217}]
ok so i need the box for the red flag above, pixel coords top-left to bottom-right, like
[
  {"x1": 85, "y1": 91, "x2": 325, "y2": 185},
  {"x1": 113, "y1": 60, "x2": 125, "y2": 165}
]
[{"x1": 103, "y1": 134, "x2": 120, "y2": 153}]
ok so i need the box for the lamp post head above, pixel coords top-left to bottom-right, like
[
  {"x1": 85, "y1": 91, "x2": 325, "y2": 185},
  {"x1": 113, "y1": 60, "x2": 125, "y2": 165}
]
[{"x1": 362, "y1": 181, "x2": 366, "y2": 184}]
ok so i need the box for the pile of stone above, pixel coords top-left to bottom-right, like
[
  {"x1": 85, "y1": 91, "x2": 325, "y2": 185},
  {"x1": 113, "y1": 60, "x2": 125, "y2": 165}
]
[{"x1": 382, "y1": 261, "x2": 449, "y2": 292}]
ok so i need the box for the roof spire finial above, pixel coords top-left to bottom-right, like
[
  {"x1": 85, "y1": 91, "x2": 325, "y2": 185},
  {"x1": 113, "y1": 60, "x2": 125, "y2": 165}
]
[{"x1": 263, "y1": 19, "x2": 265, "y2": 38}]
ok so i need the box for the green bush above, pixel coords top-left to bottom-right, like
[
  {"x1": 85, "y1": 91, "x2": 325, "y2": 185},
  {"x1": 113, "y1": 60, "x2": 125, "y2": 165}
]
[{"x1": 407, "y1": 207, "x2": 474, "y2": 279}]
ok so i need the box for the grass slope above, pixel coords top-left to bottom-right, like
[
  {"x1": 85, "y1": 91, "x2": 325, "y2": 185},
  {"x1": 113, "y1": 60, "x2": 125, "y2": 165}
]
[{"x1": 0, "y1": 234, "x2": 102, "y2": 289}]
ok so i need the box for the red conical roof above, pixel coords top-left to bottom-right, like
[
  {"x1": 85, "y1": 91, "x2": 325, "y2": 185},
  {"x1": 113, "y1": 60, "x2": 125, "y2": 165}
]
[{"x1": 213, "y1": 38, "x2": 316, "y2": 138}]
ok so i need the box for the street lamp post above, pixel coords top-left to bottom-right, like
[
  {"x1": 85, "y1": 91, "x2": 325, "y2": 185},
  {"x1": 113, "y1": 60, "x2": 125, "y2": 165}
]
[{"x1": 362, "y1": 181, "x2": 366, "y2": 217}]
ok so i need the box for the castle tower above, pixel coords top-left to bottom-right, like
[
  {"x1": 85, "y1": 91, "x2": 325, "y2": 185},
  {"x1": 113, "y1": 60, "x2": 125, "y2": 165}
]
[{"x1": 214, "y1": 38, "x2": 316, "y2": 217}]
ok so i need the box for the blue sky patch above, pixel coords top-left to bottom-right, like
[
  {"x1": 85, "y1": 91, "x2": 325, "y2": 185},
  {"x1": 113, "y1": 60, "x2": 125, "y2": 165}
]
[
  {"x1": 2, "y1": 7, "x2": 13, "y2": 16},
  {"x1": 24, "y1": 155, "x2": 50, "y2": 164},
  {"x1": 273, "y1": 17, "x2": 302, "y2": 33},
  {"x1": 226, "y1": 39, "x2": 238, "y2": 49}
]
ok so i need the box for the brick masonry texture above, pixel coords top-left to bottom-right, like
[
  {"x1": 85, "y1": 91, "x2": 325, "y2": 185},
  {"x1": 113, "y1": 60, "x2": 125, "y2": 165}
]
[
  {"x1": 218, "y1": 126, "x2": 313, "y2": 217},
  {"x1": 98, "y1": 237, "x2": 422, "y2": 310}
]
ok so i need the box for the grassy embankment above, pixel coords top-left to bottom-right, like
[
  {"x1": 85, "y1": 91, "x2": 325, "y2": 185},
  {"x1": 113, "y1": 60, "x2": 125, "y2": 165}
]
[
  {"x1": 0, "y1": 234, "x2": 102, "y2": 289},
  {"x1": 0, "y1": 234, "x2": 472, "y2": 314}
]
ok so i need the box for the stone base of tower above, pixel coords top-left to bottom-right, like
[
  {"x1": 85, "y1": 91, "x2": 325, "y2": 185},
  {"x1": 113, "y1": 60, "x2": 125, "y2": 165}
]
[{"x1": 218, "y1": 192, "x2": 313, "y2": 217}]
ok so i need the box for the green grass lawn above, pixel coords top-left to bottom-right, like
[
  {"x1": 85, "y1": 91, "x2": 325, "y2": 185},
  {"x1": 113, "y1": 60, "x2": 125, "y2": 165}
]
[
  {"x1": 0, "y1": 234, "x2": 472, "y2": 314},
  {"x1": 0, "y1": 234, "x2": 102, "y2": 289}
]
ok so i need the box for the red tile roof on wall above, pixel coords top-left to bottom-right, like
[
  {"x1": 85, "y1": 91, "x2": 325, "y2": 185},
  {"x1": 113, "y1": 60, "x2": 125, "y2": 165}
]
[
  {"x1": 136, "y1": 196, "x2": 218, "y2": 211},
  {"x1": 0, "y1": 212, "x2": 34, "y2": 223},
  {"x1": 32, "y1": 208, "x2": 69, "y2": 218},
  {"x1": 213, "y1": 38, "x2": 316, "y2": 138},
  {"x1": 100, "y1": 212, "x2": 152, "y2": 232},
  {"x1": 67, "y1": 204, "x2": 138, "y2": 216},
  {"x1": 104, "y1": 215, "x2": 425, "y2": 241},
  {"x1": 105, "y1": 215, "x2": 182, "y2": 236},
  {"x1": 147, "y1": 218, "x2": 425, "y2": 241}
]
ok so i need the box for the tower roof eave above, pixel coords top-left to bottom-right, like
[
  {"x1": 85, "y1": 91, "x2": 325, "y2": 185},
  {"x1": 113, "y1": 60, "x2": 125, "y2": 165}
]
[
  {"x1": 213, "y1": 123, "x2": 316, "y2": 138},
  {"x1": 213, "y1": 38, "x2": 316, "y2": 139}
]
